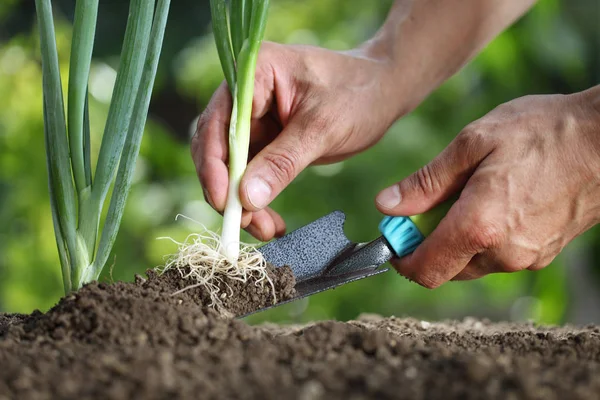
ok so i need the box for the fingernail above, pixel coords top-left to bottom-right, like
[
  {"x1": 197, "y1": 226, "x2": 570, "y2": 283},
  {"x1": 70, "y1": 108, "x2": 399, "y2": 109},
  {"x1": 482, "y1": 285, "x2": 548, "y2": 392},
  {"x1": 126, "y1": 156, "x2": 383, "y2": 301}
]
[
  {"x1": 202, "y1": 187, "x2": 215, "y2": 208},
  {"x1": 246, "y1": 178, "x2": 271, "y2": 209},
  {"x1": 376, "y1": 184, "x2": 401, "y2": 209}
]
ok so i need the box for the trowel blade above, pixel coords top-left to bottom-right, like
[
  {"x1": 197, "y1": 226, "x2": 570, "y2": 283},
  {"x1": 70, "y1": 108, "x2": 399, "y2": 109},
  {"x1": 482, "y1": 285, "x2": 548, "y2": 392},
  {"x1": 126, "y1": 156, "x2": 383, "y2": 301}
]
[{"x1": 240, "y1": 211, "x2": 393, "y2": 318}]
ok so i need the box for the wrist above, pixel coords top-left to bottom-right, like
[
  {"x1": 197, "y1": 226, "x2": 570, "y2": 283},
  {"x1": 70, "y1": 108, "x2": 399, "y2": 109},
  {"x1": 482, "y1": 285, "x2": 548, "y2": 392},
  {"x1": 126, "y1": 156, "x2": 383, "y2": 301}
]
[
  {"x1": 354, "y1": 38, "x2": 420, "y2": 121},
  {"x1": 571, "y1": 85, "x2": 600, "y2": 226},
  {"x1": 357, "y1": 15, "x2": 443, "y2": 121},
  {"x1": 572, "y1": 85, "x2": 600, "y2": 140},
  {"x1": 580, "y1": 84, "x2": 600, "y2": 115}
]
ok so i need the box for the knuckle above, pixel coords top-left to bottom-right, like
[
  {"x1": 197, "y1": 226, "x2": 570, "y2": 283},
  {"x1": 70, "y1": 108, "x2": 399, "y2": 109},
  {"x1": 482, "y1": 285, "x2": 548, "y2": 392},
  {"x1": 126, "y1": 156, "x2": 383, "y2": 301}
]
[
  {"x1": 308, "y1": 116, "x2": 334, "y2": 148},
  {"x1": 253, "y1": 63, "x2": 273, "y2": 92},
  {"x1": 413, "y1": 164, "x2": 441, "y2": 196},
  {"x1": 196, "y1": 107, "x2": 210, "y2": 131},
  {"x1": 257, "y1": 41, "x2": 277, "y2": 59},
  {"x1": 309, "y1": 112, "x2": 334, "y2": 134},
  {"x1": 191, "y1": 113, "x2": 208, "y2": 151},
  {"x1": 263, "y1": 149, "x2": 299, "y2": 185},
  {"x1": 499, "y1": 251, "x2": 542, "y2": 273},
  {"x1": 296, "y1": 102, "x2": 335, "y2": 141},
  {"x1": 499, "y1": 260, "x2": 523, "y2": 273},
  {"x1": 190, "y1": 132, "x2": 201, "y2": 159},
  {"x1": 415, "y1": 274, "x2": 443, "y2": 289},
  {"x1": 191, "y1": 106, "x2": 215, "y2": 154},
  {"x1": 527, "y1": 258, "x2": 551, "y2": 271},
  {"x1": 190, "y1": 133, "x2": 204, "y2": 160},
  {"x1": 463, "y1": 211, "x2": 504, "y2": 251},
  {"x1": 452, "y1": 270, "x2": 478, "y2": 281},
  {"x1": 456, "y1": 124, "x2": 487, "y2": 149},
  {"x1": 454, "y1": 125, "x2": 491, "y2": 165}
]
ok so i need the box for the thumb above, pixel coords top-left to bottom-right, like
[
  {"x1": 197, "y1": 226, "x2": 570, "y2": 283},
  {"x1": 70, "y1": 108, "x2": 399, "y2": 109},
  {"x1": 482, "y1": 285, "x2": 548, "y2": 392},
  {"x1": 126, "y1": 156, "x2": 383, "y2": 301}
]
[
  {"x1": 240, "y1": 119, "x2": 325, "y2": 211},
  {"x1": 375, "y1": 129, "x2": 493, "y2": 216}
]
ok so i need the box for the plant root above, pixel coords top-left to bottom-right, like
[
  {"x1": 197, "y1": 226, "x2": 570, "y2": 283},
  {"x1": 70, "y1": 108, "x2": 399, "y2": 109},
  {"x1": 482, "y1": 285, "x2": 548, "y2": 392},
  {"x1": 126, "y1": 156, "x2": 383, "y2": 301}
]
[{"x1": 158, "y1": 216, "x2": 276, "y2": 315}]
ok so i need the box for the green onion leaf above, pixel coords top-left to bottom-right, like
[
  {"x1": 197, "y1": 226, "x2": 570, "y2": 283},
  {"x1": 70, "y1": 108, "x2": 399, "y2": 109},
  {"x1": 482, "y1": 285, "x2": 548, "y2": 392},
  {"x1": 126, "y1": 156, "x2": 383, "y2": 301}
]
[
  {"x1": 210, "y1": 0, "x2": 236, "y2": 90},
  {"x1": 36, "y1": 0, "x2": 79, "y2": 286},
  {"x1": 91, "y1": 0, "x2": 154, "y2": 215},
  {"x1": 249, "y1": 0, "x2": 269, "y2": 51},
  {"x1": 230, "y1": 0, "x2": 247, "y2": 57},
  {"x1": 67, "y1": 0, "x2": 98, "y2": 194},
  {"x1": 243, "y1": 0, "x2": 253, "y2": 40},
  {"x1": 44, "y1": 102, "x2": 72, "y2": 294},
  {"x1": 83, "y1": 90, "x2": 92, "y2": 186},
  {"x1": 90, "y1": 0, "x2": 171, "y2": 281},
  {"x1": 37, "y1": 0, "x2": 171, "y2": 293}
]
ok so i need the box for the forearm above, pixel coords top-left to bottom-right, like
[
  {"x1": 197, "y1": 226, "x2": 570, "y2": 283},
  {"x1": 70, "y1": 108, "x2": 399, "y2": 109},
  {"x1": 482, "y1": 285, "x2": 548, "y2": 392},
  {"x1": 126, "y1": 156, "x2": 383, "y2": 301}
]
[{"x1": 363, "y1": 0, "x2": 537, "y2": 117}]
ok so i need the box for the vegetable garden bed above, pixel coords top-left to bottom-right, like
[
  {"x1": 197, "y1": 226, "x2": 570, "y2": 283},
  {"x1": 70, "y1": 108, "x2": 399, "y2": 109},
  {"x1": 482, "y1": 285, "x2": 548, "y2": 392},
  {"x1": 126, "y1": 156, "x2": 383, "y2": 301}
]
[{"x1": 1, "y1": 270, "x2": 599, "y2": 400}]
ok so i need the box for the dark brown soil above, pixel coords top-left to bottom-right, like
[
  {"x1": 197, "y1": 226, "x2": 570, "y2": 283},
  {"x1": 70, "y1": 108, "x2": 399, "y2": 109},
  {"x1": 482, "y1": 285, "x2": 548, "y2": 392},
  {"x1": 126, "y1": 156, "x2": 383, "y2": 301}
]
[
  {"x1": 156, "y1": 264, "x2": 296, "y2": 317},
  {"x1": 0, "y1": 269, "x2": 599, "y2": 400}
]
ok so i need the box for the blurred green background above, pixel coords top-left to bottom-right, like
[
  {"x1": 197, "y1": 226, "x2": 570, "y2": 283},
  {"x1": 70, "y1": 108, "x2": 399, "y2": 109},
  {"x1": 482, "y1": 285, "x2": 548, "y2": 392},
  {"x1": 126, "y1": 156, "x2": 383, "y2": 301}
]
[{"x1": 0, "y1": 0, "x2": 599, "y2": 325}]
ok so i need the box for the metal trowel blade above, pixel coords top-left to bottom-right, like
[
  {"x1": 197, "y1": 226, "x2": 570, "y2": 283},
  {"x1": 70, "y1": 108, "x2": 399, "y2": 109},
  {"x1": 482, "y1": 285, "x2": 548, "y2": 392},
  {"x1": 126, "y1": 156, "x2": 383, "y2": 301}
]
[{"x1": 240, "y1": 211, "x2": 393, "y2": 318}]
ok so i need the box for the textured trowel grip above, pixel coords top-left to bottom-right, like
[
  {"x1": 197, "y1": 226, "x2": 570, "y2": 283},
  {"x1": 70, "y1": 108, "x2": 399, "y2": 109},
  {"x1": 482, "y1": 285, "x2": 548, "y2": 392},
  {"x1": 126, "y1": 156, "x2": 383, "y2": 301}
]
[
  {"x1": 378, "y1": 196, "x2": 457, "y2": 257},
  {"x1": 379, "y1": 216, "x2": 424, "y2": 257}
]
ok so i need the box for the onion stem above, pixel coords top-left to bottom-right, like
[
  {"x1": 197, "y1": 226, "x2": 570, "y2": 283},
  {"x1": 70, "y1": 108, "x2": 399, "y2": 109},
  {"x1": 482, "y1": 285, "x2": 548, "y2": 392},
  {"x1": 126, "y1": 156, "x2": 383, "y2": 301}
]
[{"x1": 210, "y1": 0, "x2": 269, "y2": 262}]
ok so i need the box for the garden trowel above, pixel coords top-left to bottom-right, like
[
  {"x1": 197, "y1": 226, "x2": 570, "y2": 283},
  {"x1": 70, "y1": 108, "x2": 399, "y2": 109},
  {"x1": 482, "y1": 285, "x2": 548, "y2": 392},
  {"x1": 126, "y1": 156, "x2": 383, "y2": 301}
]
[{"x1": 241, "y1": 199, "x2": 454, "y2": 317}]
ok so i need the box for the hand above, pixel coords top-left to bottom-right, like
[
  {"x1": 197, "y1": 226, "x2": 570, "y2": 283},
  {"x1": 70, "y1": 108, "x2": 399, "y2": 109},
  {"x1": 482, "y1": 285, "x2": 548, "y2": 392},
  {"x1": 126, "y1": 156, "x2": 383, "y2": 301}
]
[
  {"x1": 375, "y1": 88, "x2": 600, "y2": 288},
  {"x1": 192, "y1": 41, "x2": 403, "y2": 241}
]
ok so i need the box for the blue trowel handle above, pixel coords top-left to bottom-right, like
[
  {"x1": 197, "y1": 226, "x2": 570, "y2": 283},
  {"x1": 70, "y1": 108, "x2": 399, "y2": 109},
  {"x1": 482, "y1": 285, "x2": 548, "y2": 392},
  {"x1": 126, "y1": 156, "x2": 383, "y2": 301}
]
[
  {"x1": 379, "y1": 216, "x2": 424, "y2": 258},
  {"x1": 378, "y1": 196, "x2": 456, "y2": 258}
]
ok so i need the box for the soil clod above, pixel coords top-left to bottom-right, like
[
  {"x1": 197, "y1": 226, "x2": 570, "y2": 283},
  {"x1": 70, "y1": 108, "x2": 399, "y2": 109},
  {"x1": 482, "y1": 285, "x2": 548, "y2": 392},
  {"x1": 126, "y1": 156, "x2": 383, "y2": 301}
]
[{"x1": 157, "y1": 263, "x2": 296, "y2": 317}]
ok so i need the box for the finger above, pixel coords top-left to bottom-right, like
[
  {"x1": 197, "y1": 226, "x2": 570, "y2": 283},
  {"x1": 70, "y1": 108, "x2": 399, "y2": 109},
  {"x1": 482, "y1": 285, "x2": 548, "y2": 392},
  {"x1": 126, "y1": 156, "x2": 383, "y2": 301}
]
[
  {"x1": 192, "y1": 82, "x2": 232, "y2": 211},
  {"x1": 248, "y1": 113, "x2": 281, "y2": 160},
  {"x1": 376, "y1": 127, "x2": 495, "y2": 216},
  {"x1": 265, "y1": 207, "x2": 286, "y2": 238},
  {"x1": 392, "y1": 199, "x2": 501, "y2": 288},
  {"x1": 240, "y1": 116, "x2": 327, "y2": 211},
  {"x1": 451, "y1": 254, "x2": 496, "y2": 281},
  {"x1": 244, "y1": 209, "x2": 277, "y2": 241},
  {"x1": 241, "y1": 210, "x2": 253, "y2": 229},
  {"x1": 244, "y1": 207, "x2": 286, "y2": 241},
  {"x1": 454, "y1": 243, "x2": 540, "y2": 280},
  {"x1": 251, "y1": 48, "x2": 277, "y2": 120}
]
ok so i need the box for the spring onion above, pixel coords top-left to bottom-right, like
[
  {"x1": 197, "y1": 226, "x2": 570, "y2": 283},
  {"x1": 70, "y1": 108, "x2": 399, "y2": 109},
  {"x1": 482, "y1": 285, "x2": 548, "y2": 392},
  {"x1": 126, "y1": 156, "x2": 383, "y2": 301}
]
[
  {"x1": 36, "y1": 0, "x2": 171, "y2": 293},
  {"x1": 209, "y1": 0, "x2": 269, "y2": 262}
]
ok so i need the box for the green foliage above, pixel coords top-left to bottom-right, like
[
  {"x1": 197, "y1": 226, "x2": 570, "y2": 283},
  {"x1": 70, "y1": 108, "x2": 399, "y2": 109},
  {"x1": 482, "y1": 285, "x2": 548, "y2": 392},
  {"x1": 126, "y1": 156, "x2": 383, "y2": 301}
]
[
  {"x1": 0, "y1": 0, "x2": 598, "y2": 325},
  {"x1": 35, "y1": 0, "x2": 170, "y2": 293}
]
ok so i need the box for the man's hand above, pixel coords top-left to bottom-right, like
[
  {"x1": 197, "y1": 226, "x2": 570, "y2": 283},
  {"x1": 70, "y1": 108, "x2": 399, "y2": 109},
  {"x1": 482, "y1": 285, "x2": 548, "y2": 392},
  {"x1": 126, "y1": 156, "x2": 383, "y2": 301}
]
[
  {"x1": 376, "y1": 87, "x2": 600, "y2": 288},
  {"x1": 192, "y1": 42, "x2": 402, "y2": 240},
  {"x1": 192, "y1": 0, "x2": 538, "y2": 241}
]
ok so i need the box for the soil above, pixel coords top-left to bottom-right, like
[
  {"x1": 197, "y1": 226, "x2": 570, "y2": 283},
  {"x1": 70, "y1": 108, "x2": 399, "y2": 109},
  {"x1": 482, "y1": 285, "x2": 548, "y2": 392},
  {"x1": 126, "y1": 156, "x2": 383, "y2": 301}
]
[
  {"x1": 0, "y1": 269, "x2": 599, "y2": 400},
  {"x1": 158, "y1": 264, "x2": 297, "y2": 317}
]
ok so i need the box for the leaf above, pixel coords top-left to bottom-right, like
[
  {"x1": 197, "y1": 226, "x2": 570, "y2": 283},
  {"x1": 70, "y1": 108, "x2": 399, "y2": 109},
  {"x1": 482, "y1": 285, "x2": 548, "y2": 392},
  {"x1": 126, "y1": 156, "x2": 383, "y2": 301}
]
[
  {"x1": 89, "y1": 0, "x2": 171, "y2": 282},
  {"x1": 210, "y1": 0, "x2": 237, "y2": 91},
  {"x1": 83, "y1": 90, "x2": 92, "y2": 186},
  {"x1": 243, "y1": 0, "x2": 253, "y2": 40},
  {"x1": 90, "y1": 0, "x2": 155, "y2": 215},
  {"x1": 67, "y1": 0, "x2": 98, "y2": 194},
  {"x1": 248, "y1": 0, "x2": 269, "y2": 52},
  {"x1": 36, "y1": 0, "x2": 79, "y2": 289},
  {"x1": 230, "y1": 0, "x2": 247, "y2": 57},
  {"x1": 44, "y1": 102, "x2": 72, "y2": 294}
]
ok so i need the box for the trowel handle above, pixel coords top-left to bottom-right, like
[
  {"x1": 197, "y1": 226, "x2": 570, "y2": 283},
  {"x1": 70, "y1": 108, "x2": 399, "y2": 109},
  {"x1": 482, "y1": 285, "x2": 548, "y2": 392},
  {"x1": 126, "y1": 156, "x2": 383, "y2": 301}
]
[{"x1": 378, "y1": 196, "x2": 457, "y2": 258}]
